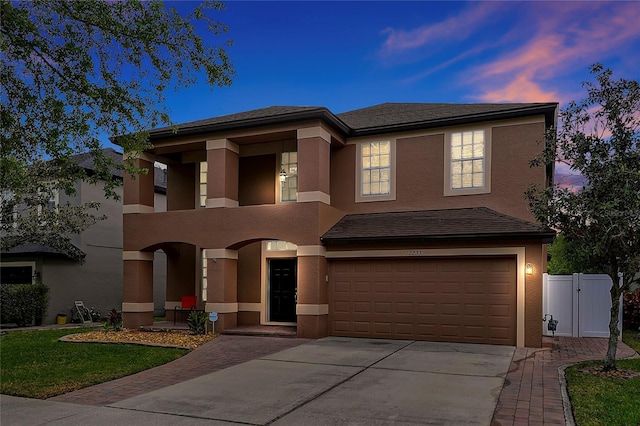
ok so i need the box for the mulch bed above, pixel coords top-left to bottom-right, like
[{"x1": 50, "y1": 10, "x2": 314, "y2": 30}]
[{"x1": 61, "y1": 329, "x2": 217, "y2": 350}]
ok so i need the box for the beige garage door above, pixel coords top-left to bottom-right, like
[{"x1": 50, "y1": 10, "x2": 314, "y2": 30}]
[{"x1": 328, "y1": 256, "x2": 517, "y2": 345}]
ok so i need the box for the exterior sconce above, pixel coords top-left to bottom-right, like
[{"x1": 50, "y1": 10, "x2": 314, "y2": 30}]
[
  {"x1": 525, "y1": 263, "x2": 533, "y2": 275},
  {"x1": 279, "y1": 169, "x2": 287, "y2": 183}
]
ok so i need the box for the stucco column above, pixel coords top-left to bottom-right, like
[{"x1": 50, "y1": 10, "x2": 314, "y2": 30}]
[
  {"x1": 123, "y1": 152, "x2": 155, "y2": 214},
  {"x1": 524, "y1": 242, "x2": 545, "y2": 347},
  {"x1": 122, "y1": 251, "x2": 154, "y2": 328},
  {"x1": 205, "y1": 249, "x2": 238, "y2": 332},
  {"x1": 206, "y1": 139, "x2": 239, "y2": 208},
  {"x1": 296, "y1": 245, "x2": 328, "y2": 338},
  {"x1": 297, "y1": 126, "x2": 331, "y2": 205}
]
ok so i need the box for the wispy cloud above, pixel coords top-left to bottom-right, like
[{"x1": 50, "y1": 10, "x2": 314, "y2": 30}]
[
  {"x1": 379, "y1": 2, "x2": 505, "y2": 58},
  {"x1": 472, "y1": 2, "x2": 640, "y2": 102}
]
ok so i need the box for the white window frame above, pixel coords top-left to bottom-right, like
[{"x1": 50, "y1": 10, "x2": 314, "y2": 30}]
[
  {"x1": 0, "y1": 261, "x2": 37, "y2": 284},
  {"x1": 280, "y1": 151, "x2": 298, "y2": 203},
  {"x1": 444, "y1": 127, "x2": 492, "y2": 196},
  {"x1": 198, "y1": 162, "x2": 207, "y2": 208},
  {"x1": 355, "y1": 139, "x2": 396, "y2": 203},
  {"x1": 201, "y1": 249, "x2": 207, "y2": 302}
]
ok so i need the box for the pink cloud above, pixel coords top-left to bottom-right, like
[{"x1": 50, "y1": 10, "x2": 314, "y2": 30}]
[
  {"x1": 473, "y1": 2, "x2": 640, "y2": 103},
  {"x1": 477, "y1": 73, "x2": 558, "y2": 103}
]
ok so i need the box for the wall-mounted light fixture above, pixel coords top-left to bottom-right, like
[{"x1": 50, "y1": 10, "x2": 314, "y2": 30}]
[
  {"x1": 279, "y1": 169, "x2": 287, "y2": 183},
  {"x1": 525, "y1": 263, "x2": 533, "y2": 275}
]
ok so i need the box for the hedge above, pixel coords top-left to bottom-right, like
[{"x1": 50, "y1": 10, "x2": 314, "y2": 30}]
[{"x1": 0, "y1": 283, "x2": 49, "y2": 326}]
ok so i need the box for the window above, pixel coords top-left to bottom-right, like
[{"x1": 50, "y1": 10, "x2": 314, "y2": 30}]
[
  {"x1": 445, "y1": 129, "x2": 491, "y2": 196},
  {"x1": 266, "y1": 240, "x2": 298, "y2": 251},
  {"x1": 199, "y1": 162, "x2": 207, "y2": 208},
  {"x1": 280, "y1": 152, "x2": 298, "y2": 202},
  {"x1": 356, "y1": 140, "x2": 395, "y2": 202},
  {"x1": 201, "y1": 250, "x2": 207, "y2": 302}
]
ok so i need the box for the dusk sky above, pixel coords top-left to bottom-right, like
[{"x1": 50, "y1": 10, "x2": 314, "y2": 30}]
[{"x1": 119, "y1": 1, "x2": 640, "y2": 185}]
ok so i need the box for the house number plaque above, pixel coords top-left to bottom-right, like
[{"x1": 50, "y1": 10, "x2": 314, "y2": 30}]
[{"x1": 405, "y1": 250, "x2": 422, "y2": 256}]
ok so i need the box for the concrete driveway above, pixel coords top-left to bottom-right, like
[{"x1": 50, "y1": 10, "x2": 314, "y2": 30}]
[{"x1": 2, "y1": 337, "x2": 514, "y2": 425}]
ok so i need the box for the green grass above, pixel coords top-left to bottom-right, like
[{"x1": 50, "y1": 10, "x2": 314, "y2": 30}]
[
  {"x1": 0, "y1": 328, "x2": 186, "y2": 399},
  {"x1": 566, "y1": 329, "x2": 640, "y2": 426}
]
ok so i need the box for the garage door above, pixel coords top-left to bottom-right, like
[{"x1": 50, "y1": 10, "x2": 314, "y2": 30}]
[{"x1": 328, "y1": 256, "x2": 516, "y2": 345}]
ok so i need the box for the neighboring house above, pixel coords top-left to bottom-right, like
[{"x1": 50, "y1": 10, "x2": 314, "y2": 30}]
[
  {"x1": 120, "y1": 103, "x2": 557, "y2": 347},
  {"x1": 0, "y1": 148, "x2": 167, "y2": 324}
]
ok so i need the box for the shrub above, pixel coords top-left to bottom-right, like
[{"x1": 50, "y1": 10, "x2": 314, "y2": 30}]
[
  {"x1": 107, "y1": 308, "x2": 123, "y2": 331},
  {"x1": 187, "y1": 310, "x2": 208, "y2": 335},
  {"x1": 0, "y1": 283, "x2": 49, "y2": 326},
  {"x1": 624, "y1": 290, "x2": 640, "y2": 329}
]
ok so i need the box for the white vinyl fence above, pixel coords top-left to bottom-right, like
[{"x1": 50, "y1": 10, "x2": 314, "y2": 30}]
[{"x1": 542, "y1": 273, "x2": 622, "y2": 338}]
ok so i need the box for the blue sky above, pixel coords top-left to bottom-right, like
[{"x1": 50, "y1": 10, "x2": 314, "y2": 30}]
[{"x1": 161, "y1": 0, "x2": 639, "y2": 123}]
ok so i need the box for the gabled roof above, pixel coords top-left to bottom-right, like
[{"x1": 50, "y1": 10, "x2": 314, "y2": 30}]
[
  {"x1": 145, "y1": 102, "x2": 557, "y2": 142},
  {"x1": 321, "y1": 207, "x2": 555, "y2": 245}
]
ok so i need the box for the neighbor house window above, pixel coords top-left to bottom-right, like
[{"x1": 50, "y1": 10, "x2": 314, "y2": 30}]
[
  {"x1": 356, "y1": 140, "x2": 396, "y2": 202},
  {"x1": 445, "y1": 129, "x2": 491, "y2": 196},
  {"x1": 201, "y1": 249, "x2": 207, "y2": 302},
  {"x1": 199, "y1": 162, "x2": 207, "y2": 208},
  {"x1": 280, "y1": 152, "x2": 298, "y2": 202}
]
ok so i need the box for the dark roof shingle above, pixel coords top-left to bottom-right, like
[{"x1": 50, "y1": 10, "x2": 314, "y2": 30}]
[{"x1": 321, "y1": 207, "x2": 555, "y2": 245}]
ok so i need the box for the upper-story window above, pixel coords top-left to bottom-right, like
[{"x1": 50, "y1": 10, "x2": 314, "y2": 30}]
[
  {"x1": 356, "y1": 140, "x2": 396, "y2": 202},
  {"x1": 199, "y1": 162, "x2": 207, "y2": 208},
  {"x1": 280, "y1": 152, "x2": 298, "y2": 202},
  {"x1": 445, "y1": 128, "x2": 491, "y2": 196}
]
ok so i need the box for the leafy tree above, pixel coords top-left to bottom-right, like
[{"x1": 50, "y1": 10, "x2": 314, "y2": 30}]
[
  {"x1": 0, "y1": 0, "x2": 233, "y2": 260},
  {"x1": 527, "y1": 64, "x2": 640, "y2": 370},
  {"x1": 547, "y1": 234, "x2": 599, "y2": 275}
]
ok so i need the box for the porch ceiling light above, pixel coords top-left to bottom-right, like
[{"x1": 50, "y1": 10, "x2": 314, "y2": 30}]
[
  {"x1": 525, "y1": 263, "x2": 534, "y2": 275},
  {"x1": 280, "y1": 168, "x2": 287, "y2": 183}
]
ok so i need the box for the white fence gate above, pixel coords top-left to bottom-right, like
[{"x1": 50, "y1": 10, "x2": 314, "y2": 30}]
[{"x1": 542, "y1": 273, "x2": 622, "y2": 338}]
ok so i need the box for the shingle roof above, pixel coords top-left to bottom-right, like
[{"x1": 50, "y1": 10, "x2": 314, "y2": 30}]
[
  {"x1": 1, "y1": 243, "x2": 81, "y2": 260},
  {"x1": 336, "y1": 103, "x2": 557, "y2": 134},
  {"x1": 321, "y1": 207, "x2": 555, "y2": 245},
  {"x1": 71, "y1": 148, "x2": 166, "y2": 190},
  {"x1": 144, "y1": 102, "x2": 557, "y2": 141}
]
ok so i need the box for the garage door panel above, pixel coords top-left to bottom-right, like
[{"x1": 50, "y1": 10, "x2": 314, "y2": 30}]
[{"x1": 329, "y1": 257, "x2": 516, "y2": 345}]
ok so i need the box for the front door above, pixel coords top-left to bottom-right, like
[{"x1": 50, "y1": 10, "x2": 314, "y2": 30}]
[{"x1": 269, "y1": 258, "x2": 297, "y2": 322}]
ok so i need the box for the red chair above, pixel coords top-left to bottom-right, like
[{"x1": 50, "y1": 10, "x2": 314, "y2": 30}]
[{"x1": 173, "y1": 296, "x2": 199, "y2": 324}]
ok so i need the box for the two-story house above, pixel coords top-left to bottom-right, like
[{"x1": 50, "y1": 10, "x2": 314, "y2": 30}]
[
  {"x1": 120, "y1": 103, "x2": 556, "y2": 347},
  {"x1": 1, "y1": 148, "x2": 167, "y2": 324}
]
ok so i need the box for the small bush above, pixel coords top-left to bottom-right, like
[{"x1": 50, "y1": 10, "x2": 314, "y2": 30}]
[
  {"x1": 107, "y1": 308, "x2": 123, "y2": 331},
  {"x1": 0, "y1": 283, "x2": 49, "y2": 326},
  {"x1": 624, "y1": 290, "x2": 640, "y2": 329},
  {"x1": 187, "y1": 310, "x2": 208, "y2": 335}
]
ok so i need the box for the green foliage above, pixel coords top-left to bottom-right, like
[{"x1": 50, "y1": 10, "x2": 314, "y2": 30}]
[
  {"x1": 0, "y1": 327, "x2": 185, "y2": 398},
  {"x1": 624, "y1": 290, "x2": 640, "y2": 330},
  {"x1": 547, "y1": 234, "x2": 599, "y2": 274},
  {"x1": 187, "y1": 310, "x2": 208, "y2": 335},
  {"x1": 566, "y1": 359, "x2": 640, "y2": 426},
  {"x1": 0, "y1": 283, "x2": 49, "y2": 326},
  {"x1": 527, "y1": 64, "x2": 640, "y2": 369},
  {"x1": 0, "y1": 0, "x2": 233, "y2": 260},
  {"x1": 107, "y1": 308, "x2": 123, "y2": 331}
]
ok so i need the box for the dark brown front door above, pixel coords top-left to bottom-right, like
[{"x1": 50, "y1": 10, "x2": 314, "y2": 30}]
[{"x1": 269, "y1": 258, "x2": 297, "y2": 322}]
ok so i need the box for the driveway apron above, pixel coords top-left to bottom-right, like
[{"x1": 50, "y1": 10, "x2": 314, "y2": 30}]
[{"x1": 110, "y1": 337, "x2": 514, "y2": 425}]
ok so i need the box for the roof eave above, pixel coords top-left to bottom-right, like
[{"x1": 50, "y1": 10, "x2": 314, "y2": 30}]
[
  {"x1": 147, "y1": 108, "x2": 351, "y2": 142},
  {"x1": 321, "y1": 231, "x2": 556, "y2": 246}
]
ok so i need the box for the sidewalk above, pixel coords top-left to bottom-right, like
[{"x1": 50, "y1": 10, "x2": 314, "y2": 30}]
[{"x1": 492, "y1": 336, "x2": 637, "y2": 426}]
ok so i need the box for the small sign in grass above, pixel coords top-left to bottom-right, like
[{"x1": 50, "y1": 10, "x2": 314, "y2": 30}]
[{"x1": 0, "y1": 328, "x2": 187, "y2": 399}]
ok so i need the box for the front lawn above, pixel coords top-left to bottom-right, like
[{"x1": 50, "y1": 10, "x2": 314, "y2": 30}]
[
  {"x1": 0, "y1": 328, "x2": 187, "y2": 399},
  {"x1": 565, "y1": 329, "x2": 640, "y2": 426}
]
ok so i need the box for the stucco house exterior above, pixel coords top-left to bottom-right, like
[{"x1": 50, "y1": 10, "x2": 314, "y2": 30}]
[
  {"x1": 1, "y1": 148, "x2": 167, "y2": 324},
  {"x1": 121, "y1": 102, "x2": 557, "y2": 347}
]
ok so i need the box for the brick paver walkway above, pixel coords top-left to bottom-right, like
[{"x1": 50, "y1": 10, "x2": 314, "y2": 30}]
[
  {"x1": 48, "y1": 335, "x2": 309, "y2": 406},
  {"x1": 492, "y1": 336, "x2": 637, "y2": 426}
]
